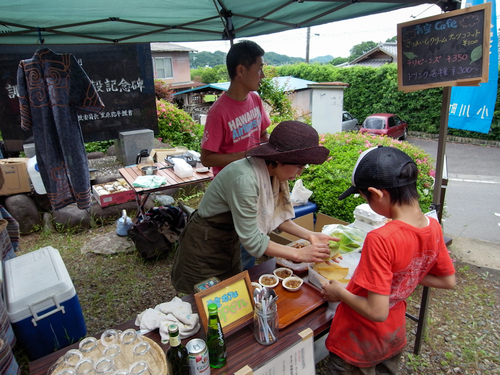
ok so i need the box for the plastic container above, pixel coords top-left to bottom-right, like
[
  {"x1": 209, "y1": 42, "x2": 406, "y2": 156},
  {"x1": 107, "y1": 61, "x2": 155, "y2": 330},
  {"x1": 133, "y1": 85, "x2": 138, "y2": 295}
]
[
  {"x1": 3, "y1": 246, "x2": 86, "y2": 360},
  {"x1": 353, "y1": 203, "x2": 387, "y2": 232},
  {"x1": 27, "y1": 156, "x2": 46, "y2": 194},
  {"x1": 307, "y1": 252, "x2": 361, "y2": 290},
  {"x1": 116, "y1": 210, "x2": 133, "y2": 236},
  {"x1": 172, "y1": 158, "x2": 193, "y2": 178}
]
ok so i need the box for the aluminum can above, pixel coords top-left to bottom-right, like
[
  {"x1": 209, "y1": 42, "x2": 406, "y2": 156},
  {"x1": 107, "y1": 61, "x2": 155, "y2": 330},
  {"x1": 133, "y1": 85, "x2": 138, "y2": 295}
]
[{"x1": 186, "y1": 338, "x2": 211, "y2": 375}]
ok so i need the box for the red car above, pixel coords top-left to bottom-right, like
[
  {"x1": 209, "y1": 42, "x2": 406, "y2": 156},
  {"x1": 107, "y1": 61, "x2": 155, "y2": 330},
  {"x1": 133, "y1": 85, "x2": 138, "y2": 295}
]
[{"x1": 359, "y1": 113, "x2": 408, "y2": 140}]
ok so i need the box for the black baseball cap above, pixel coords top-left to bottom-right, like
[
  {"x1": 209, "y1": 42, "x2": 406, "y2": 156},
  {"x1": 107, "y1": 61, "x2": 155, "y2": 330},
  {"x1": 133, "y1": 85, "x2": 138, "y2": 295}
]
[{"x1": 338, "y1": 146, "x2": 417, "y2": 200}]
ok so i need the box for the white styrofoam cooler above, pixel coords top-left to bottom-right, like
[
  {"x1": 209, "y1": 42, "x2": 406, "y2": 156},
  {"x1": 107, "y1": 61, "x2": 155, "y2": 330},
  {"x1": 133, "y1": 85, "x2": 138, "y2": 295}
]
[{"x1": 3, "y1": 246, "x2": 86, "y2": 360}]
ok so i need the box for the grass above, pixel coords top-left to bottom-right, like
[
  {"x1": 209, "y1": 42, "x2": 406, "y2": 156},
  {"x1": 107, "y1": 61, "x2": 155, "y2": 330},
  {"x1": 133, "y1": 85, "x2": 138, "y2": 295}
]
[{"x1": 11, "y1": 188, "x2": 500, "y2": 374}]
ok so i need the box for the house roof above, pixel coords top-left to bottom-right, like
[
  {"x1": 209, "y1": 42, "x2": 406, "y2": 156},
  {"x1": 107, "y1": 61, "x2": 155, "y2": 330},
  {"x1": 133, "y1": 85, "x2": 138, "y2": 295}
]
[
  {"x1": 347, "y1": 42, "x2": 397, "y2": 67},
  {"x1": 151, "y1": 42, "x2": 197, "y2": 53},
  {"x1": 173, "y1": 76, "x2": 315, "y2": 96}
]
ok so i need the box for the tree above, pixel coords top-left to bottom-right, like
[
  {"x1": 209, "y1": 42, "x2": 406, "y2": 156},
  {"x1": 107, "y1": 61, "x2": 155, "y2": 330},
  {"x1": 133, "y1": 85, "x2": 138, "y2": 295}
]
[
  {"x1": 329, "y1": 56, "x2": 349, "y2": 66},
  {"x1": 348, "y1": 41, "x2": 378, "y2": 61},
  {"x1": 189, "y1": 50, "x2": 226, "y2": 68},
  {"x1": 200, "y1": 68, "x2": 218, "y2": 84},
  {"x1": 386, "y1": 36, "x2": 397, "y2": 42}
]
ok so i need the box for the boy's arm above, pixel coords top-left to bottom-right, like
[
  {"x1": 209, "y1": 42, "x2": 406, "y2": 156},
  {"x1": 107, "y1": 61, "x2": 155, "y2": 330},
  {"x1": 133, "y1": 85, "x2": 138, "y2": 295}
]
[
  {"x1": 200, "y1": 148, "x2": 247, "y2": 168},
  {"x1": 322, "y1": 280, "x2": 389, "y2": 322},
  {"x1": 419, "y1": 273, "x2": 455, "y2": 289}
]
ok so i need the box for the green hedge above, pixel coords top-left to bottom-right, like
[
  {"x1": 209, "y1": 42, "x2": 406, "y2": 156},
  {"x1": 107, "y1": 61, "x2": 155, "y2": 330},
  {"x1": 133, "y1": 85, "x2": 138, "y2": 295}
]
[
  {"x1": 277, "y1": 63, "x2": 500, "y2": 141},
  {"x1": 297, "y1": 132, "x2": 436, "y2": 223}
]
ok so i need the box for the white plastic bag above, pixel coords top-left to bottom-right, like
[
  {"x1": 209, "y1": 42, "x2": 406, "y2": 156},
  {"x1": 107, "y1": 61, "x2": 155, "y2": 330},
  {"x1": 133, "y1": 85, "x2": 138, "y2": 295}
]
[{"x1": 290, "y1": 179, "x2": 312, "y2": 206}]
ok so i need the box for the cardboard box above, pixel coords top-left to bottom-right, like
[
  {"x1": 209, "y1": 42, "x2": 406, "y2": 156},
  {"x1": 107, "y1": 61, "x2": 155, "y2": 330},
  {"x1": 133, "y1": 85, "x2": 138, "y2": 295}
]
[
  {"x1": 4, "y1": 247, "x2": 87, "y2": 360},
  {"x1": 0, "y1": 158, "x2": 31, "y2": 196},
  {"x1": 92, "y1": 180, "x2": 136, "y2": 207},
  {"x1": 150, "y1": 147, "x2": 188, "y2": 162},
  {"x1": 269, "y1": 213, "x2": 349, "y2": 245}
]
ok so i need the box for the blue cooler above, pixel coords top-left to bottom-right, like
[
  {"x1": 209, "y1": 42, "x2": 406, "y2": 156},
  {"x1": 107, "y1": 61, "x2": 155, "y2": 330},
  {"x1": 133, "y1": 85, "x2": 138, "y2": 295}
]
[{"x1": 3, "y1": 246, "x2": 86, "y2": 360}]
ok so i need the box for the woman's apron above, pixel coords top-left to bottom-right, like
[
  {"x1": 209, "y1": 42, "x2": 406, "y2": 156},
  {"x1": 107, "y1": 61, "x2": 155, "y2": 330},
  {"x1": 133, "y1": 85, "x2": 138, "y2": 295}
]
[{"x1": 171, "y1": 210, "x2": 241, "y2": 294}]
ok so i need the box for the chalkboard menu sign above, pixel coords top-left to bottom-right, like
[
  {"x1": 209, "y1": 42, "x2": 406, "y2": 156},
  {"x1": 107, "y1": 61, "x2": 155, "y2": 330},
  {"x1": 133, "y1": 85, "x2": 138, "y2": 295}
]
[
  {"x1": 0, "y1": 43, "x2": 156, "y2": 153},
  {"x1": 397, "y1": 3, "x2": 491, "y2": 92}
]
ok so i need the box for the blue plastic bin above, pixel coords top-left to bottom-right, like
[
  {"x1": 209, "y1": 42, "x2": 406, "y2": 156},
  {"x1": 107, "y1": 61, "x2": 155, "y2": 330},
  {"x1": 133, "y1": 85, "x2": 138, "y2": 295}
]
[{"x1": 293, "y1": 201, "x2": 318, "y2": 218}]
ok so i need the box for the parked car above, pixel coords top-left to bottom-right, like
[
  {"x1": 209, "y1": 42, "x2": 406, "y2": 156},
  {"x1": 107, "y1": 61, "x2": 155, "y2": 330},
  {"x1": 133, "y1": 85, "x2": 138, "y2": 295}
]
[
  {"x1": 359, "y1": 113, "x2": 408, "y2": 140},
  {"x1": 342, "y1": 111, "x2": 359, "y2": 132}
]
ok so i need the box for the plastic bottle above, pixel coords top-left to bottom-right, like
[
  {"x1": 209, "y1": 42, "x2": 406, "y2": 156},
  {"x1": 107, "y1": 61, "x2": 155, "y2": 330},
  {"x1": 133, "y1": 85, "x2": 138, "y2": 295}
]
[
  {"x1": 206, "y1": 303, "x2": 227, "y2": 368},
  {"x1": 27, "y1": 156, "x2": 46, "y2": 194},
  {"x1": 166, "y1": 323, "x2": 189, "y2": 375},
  {"x1": 116, "y1": 210, "x2": 133, "y2": 237}
]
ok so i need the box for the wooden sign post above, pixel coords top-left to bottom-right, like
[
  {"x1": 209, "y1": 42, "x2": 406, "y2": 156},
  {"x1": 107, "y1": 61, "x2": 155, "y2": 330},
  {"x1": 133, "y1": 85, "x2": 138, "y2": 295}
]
[{"x1": 397, "y1": 3, "x2": 491, "y2": 92}]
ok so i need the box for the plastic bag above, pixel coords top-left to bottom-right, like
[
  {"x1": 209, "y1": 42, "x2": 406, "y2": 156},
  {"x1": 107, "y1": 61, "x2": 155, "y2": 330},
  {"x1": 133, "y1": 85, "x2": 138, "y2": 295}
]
[
  {"x1": 321, "y1": 224, "x2": 366, "y2": 254},
  {"x1": 290, "y1": 179, "x2": 312, "y2": 206}
]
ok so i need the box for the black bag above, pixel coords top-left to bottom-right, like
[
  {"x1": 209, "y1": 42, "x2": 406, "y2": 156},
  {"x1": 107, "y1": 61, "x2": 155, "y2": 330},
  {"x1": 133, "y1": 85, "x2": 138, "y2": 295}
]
[
  {"x1": 144, "y1": 205, "x2": 187, "y2": 233},
  {"x1": 128, "y1": 219, "x2": 171, "y2": 261}
]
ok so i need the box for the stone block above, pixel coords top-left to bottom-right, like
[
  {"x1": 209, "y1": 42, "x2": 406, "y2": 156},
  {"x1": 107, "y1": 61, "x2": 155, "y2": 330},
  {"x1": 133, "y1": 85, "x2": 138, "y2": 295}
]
[{"x1": 116, "y1": 129, "x2": 154, "y2": 166}]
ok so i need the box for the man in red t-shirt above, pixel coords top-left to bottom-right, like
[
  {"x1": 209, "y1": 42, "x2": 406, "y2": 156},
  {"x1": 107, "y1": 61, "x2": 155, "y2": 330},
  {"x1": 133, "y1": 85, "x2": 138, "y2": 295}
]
[
  {"x1": 322, "y1": 146, "x2": 456, "y2": 374},
  {"x1": 200, "y1": 40, "x2": 271, "y2": 178},
  {"x1": 201, "y1": 40, "x2": 271, "y2": 270}
]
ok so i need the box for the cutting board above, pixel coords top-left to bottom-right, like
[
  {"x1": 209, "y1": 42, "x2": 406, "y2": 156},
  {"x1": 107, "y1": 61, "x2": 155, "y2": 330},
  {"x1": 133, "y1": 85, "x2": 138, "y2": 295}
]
[{"x1": 275, "y1": 281, "x2": 326, "y2": 329}]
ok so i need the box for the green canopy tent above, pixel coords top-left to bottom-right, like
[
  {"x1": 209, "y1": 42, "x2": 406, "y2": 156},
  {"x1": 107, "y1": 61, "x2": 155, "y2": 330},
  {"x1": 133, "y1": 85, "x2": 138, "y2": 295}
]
[{"x1": 0, "y1": 0, "x2": 457, "y2": 45}]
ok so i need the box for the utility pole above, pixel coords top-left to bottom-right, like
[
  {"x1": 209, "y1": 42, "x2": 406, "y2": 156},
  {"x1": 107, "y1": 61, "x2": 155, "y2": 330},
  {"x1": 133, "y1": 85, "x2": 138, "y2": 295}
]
[{"x1": 305, "y1": 27, "x2": 310, "y2": 63}]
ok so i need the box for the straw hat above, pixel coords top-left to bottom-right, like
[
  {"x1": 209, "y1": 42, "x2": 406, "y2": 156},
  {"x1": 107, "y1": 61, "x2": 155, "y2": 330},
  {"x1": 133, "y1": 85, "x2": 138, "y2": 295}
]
[{"x1": 248, "y1": 121, "x2": 329, "y2": 164}]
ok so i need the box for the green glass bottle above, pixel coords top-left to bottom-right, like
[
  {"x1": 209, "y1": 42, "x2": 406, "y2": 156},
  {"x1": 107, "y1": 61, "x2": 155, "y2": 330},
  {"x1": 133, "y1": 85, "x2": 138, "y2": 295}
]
[
  {"x1": 206, "y1": 303, "x2": 227, "y2": 368},
  {"x1": 166, "y1": 323, "x2": 189, "y2": 375}
]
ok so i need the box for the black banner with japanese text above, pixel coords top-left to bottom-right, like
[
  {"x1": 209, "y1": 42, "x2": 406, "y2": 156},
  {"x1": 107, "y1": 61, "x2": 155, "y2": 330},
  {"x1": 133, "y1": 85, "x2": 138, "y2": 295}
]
[{"x1": 0, "y1": 43, "x2": 156, "y2": 152}]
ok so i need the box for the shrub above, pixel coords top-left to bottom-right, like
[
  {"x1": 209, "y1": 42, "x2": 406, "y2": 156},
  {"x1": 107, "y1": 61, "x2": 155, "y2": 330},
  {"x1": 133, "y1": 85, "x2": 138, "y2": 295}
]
[
  {"x1": 85, "y1": 140, "x2": 114, "y2": 153},
  {"x1": 258, "y1": 66, "x2": 297, "y2": 125},
  {"x1": 154, "y1": 80, "x2": 174, "y2": 102},
  {"x1": 298, "y1": 132, "x2": 435, "y2": 222},
  {"x1": 156, "y1": 99, "x2": 203, "y2": 151}
]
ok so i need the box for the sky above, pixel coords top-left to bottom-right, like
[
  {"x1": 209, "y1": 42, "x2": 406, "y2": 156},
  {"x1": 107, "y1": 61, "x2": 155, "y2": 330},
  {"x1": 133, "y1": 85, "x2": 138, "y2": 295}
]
[{"x1": 176, "y1": 3, "x2": 500, "y2": 60}]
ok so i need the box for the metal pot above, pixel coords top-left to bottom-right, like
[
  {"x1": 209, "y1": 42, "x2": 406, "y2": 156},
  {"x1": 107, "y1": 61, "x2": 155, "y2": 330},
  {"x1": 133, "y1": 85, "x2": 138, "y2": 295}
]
[{"x1": 140, "y1": 165, "x2": 158, "y2": 176}]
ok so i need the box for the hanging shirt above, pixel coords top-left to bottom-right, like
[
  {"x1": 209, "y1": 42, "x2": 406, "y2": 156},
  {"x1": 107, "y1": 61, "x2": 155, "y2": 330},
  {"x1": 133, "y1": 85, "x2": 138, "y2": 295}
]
[{"x1": 17, "y1": 48, "x2": 104, "y2": 210}]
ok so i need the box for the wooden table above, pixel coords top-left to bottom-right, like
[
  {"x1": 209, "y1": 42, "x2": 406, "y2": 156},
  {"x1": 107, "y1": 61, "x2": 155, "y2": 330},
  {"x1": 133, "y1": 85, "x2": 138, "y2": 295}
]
[
  {"x1": 29, "y1": 258, "x2": 332, "y2": 375},
  {"x1": 119, "y1": 162, "x2": 213, "y2": 216}
]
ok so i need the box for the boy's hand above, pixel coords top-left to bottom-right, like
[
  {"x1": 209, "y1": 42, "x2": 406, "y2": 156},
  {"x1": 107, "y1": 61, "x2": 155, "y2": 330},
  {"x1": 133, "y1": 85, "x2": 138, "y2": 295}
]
[{"x1": 321, "y1": 279, "x2": 347, "y2": 302}]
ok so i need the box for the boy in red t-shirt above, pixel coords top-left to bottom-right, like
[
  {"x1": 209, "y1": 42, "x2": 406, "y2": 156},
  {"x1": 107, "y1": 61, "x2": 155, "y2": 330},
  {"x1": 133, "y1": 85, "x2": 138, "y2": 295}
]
[{"x1": 322, "y1": 146, "x2": 456, "y2": 374}]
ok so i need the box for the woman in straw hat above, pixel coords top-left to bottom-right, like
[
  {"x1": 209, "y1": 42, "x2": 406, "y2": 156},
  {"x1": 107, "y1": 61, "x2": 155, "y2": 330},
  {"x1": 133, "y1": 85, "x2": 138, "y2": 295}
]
[{"x1": 171, "y1": 121, "x2": 336, "y2": 294}]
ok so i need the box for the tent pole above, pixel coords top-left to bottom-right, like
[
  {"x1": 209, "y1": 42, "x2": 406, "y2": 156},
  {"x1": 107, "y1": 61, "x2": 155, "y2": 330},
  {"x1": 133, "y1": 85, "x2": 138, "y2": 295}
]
[{"x1": 412, "y1": 86, "x2": 451, "y2": 355}]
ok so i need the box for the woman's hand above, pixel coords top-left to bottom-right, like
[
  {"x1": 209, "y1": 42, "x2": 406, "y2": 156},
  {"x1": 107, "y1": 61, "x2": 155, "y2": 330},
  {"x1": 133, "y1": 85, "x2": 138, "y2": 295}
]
[
  {"x1": 295, "y1": 242, "x2": 331, "y2": 263},
  {"x1": 309, "y1": 233, "x2": 342, "y2": 263},
  {"x1": 321, "y1": 279, "x2": 347, "y2": 302},
  {"x1": 309, "y1": 232, "x2": 338, "y2": 245}
]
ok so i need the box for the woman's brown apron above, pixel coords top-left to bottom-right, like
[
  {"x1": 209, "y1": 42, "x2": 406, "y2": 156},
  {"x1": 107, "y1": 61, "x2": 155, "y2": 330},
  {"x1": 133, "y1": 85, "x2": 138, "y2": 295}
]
[{"x1": 171, "y1": 210, "x2": 241, "y2": 294}]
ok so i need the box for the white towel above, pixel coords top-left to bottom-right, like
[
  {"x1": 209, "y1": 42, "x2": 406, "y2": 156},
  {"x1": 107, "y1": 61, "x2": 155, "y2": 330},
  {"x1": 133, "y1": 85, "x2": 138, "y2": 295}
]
[
  {"x1": 249, "y1": 157, "x2": 295, "y2": 235},
  {"x1": 135, "y1": 296, "x2": 200, "y2": 343}
]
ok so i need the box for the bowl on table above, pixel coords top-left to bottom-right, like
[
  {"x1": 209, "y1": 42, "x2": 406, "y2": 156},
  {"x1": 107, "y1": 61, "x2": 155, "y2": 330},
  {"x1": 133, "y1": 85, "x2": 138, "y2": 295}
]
[
  {"x1": 258, "y1": 274, "x2": 279, "y2": 288},
  {"x1": 140, "y1": 165, "x2": 158, "y2": 176},
  {"x1": 282, "y1": 276, "x2": 303, "y2": 292},
  {"x1": 273, "y1": 267, "x2": 293, "y2": 281}
]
